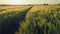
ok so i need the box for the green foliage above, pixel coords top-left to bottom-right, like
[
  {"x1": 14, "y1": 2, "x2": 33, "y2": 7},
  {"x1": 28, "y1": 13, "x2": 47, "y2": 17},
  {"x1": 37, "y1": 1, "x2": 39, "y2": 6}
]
[
  {"x1": 0, "y1": 6, "x2": 32, "y2": 34},
  {"x1": 19, "y1": 8, "x2": 60, "y2": 34}
]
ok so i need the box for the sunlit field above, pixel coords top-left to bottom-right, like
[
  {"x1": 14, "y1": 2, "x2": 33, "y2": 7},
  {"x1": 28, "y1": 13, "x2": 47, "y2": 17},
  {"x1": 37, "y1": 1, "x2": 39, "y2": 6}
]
[
  {"x1": 0, "y1": 5, "x2": 31, "y2": 11},
  {"x1": 29, "y1": 5, "x2": 60, "y2": 11},
  {"x1": 0, "y1": 5, "x2": 60, "y2": 34},
  {"x1": 19, "y1": 5, "x2": 60, "y2": 34}
]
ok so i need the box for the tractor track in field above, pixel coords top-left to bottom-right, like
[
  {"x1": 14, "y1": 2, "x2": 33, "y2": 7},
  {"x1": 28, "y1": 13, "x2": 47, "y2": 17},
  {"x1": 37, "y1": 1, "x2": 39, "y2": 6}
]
[{"x1": 15, "y1": 6, "x2": 33, "y2": 34}]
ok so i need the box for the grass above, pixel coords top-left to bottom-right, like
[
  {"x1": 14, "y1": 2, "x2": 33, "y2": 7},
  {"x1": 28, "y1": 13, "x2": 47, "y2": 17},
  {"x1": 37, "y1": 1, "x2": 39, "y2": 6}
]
[
  {"x1": 19, "y1": 5, "x2": 60, "y2": 34},
  {"x1": 0, "y1": 5, "x2": 60, "y2": 34},
  {"x1": 0, "y1": 5, "x2": 32, "y2": 34}
]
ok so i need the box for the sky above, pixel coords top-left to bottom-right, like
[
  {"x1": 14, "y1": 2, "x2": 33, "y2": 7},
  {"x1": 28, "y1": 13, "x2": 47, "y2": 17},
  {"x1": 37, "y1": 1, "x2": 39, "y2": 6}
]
[{"x1": 0, "y1": 0, "x2": 60, "y2": 5}]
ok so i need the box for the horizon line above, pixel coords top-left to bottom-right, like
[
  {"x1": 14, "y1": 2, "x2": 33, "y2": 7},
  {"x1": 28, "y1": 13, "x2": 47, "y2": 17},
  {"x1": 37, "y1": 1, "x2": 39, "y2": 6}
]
[{"x1": 0, "y1": 4, "x2": 60, "y2": 6}]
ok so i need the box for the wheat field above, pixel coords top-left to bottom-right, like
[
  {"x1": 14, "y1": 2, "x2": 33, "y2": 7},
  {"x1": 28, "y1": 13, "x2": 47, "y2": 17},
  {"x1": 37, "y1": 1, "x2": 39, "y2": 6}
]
[{"x1": 0, "y1": 5, "x2": 60, "y2": 34}]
